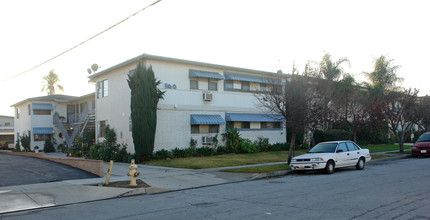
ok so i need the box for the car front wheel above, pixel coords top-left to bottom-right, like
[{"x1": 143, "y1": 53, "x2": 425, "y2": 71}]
[
  {"x1": 325, "y1": 161, "x2": 334, "y2": 174},
  {"x1": 356, "y1": 158, "x2": 365, "y2": 170}
]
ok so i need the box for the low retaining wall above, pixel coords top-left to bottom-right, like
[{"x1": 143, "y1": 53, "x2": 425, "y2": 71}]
[{"x1": 0, "y1": 151, "x2": 104, "y2": 177}]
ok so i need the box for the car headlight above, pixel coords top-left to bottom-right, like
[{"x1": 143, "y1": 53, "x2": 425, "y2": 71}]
[
  {"x1": 412, "y1": 147, "x2": 416, "y2": 150},
  {"x1": 291, "y1": 159, "x2": 297, "y2": 162},
  {"x1": 311, "y1": 158, "x2": 324, "y2": 162}
]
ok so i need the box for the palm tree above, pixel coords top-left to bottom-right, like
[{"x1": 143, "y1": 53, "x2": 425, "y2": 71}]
[
  {"x1": 364, "y1": 55, "x2": 401, "y2": 91},
  {"x1": 319, "y1": 53, "x2": 350, "y2": 81},
  {"x1": 41, "y1": 69, "x2": 64, "y2": 95}
]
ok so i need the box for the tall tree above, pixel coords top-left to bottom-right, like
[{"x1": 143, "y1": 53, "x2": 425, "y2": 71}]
[
  {"x1": 319, "y1": 53, "x2": 350, "y2": 81},
  {"x1": 256, "y1": 68, "x2": 308, "y2": 164},
  {"x1": 41, "y1": 69, "x2": 64, "y2": 95},
  {"x1": 415, "y1": 96, "x2": 430, "y2": 132},
  {"x1": 127, "y1": 61, "x2": 165, "y2": 160},
  {"x1": 364, "y1": 55, "x2": 402, "y2": 91},
  {"x1": 384, "y1": 88, "x2": 419, "y2": 152}
]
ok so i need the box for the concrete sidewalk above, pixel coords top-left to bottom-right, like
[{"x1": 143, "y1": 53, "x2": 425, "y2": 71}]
[
  {"x1": 0, "y1": 151, "x2": 410, "y2": 214},
  {"x1": 0, "y1": 153, "x2": 257, "y2": 214}
]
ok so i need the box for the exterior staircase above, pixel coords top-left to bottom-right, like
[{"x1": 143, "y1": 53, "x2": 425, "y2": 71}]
[{"x1": 53, "y1": 111, "x2": 95, "y2": 147}]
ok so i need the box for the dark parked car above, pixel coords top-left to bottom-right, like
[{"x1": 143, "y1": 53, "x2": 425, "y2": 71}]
[{"x1": 412, "y1": 132, "x2": 430, "y2": 157}]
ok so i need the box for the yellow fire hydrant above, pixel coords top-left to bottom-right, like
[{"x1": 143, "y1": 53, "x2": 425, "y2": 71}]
[{"x1": 127, "y1": 159, "x2": 140, "y2": 187}]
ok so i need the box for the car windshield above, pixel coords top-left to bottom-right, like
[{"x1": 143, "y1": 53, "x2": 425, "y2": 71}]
[
  {"x1": 417, "y1": 134, "x2": 430, "y2": 142},
  {"x1": 308, "y1": 143, "x2": 338, "y2": 153}
]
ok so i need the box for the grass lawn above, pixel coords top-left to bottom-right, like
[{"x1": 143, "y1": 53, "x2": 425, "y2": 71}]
[
  {"x1": 363, "y1": 144, "x2": 411, "y2": 153},
  {"x1": 220, "y1": 164, "x2": 290, "y2": 173},
  {"x1": 144, "y1": 150, "x2": 307, "y2": 169}
]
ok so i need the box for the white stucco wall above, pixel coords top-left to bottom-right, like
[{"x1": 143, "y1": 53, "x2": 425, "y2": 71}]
[{"x1": 93, "y1": 58, "x2": 287, "y2": 153}]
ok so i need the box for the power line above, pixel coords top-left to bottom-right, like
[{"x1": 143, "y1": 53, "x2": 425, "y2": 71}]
[{"x1": 1, "y1": 0, "x2": 162, "y2": 83}]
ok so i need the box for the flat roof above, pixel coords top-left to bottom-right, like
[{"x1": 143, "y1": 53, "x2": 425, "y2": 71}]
[
  {"x1": 11, "y1": 93, "x2": 95, "y2": 107},
  {"x1": 88, "y1": 53, "x2": 289, "y2": 82}
]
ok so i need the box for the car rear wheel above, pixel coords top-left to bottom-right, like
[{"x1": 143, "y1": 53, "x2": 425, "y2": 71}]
[
  {"x1": 325, "y1": 161, "x2": 334, "y2": 174},
  {"x1": 356, "y1": 158, "x2": 365, "y2": 170}
]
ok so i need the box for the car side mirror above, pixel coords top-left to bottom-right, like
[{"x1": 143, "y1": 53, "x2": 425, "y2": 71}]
[{"x1": 337, "y1": 149, "x2": 343, "y2": 153}]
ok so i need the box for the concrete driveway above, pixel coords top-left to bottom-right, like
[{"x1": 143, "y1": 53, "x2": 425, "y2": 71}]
[{"x1": 0, "y1": 153, "x2": 98, "y2": 187}]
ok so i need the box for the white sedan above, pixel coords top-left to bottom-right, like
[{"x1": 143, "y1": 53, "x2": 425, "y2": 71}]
[{"x1": 290, "y1": 141, "x2": 371, "y2": 174}]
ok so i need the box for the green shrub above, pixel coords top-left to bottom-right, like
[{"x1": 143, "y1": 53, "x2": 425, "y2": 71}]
[
  {"x1": 269, "y1": 142, "x2": 289, "y2": 151},
  {"x1": 19, "y1": 131, "x2": 31, "y2": 152},
  {"x1": 216, "y1": 145, "x2": 234, "y2": 154},
  {"x1": 105, "y1": 125, "x2": 117, "y2": 145},
  {"x1": 255, "y1": 137, "x2": 270, "y2": 152},
  {"x1": 171, "y1": 147, "x2": 193, "y2": 158},
  {"x1": 195, "y1": 146, "x2": 215, "y2": 156},
  {"x1": 151, "y1": 149, "x2": 172, "y2": 160},
  {"x1": 222, "y1": 128, "x2": 241, "y2": 151},
  {"x1": 314, "y1": 129, "x2": 351, "y2": 143},
  {"x1": 239, "y1": 139, "x2": 259, "y2": 153},
  {"x1": 44, "y1": 138, "x2": 56, "y2": 152}
]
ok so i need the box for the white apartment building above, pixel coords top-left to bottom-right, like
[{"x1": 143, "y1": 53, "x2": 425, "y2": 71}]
[
  {"x1": 89, "y1": 54, "x2": 287, "y2": 152},
  {"x1": 11, "y1": 94, "x2": 95, "y2": 150},
  {"x1": 0, "y1": 115, "x2": 14, "y2": 148}
]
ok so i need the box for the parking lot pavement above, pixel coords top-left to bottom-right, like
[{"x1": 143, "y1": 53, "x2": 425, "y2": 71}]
[{"x1": 0, "y1": 153, "x2": 98, "y2": 187}]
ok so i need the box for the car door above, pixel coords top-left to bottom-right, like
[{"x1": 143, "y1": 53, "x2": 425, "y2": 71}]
[
  {"x1": 346, "y1": 142, "x2": 361, "y2": 165},
  {"x1": 335, "y1": 143, "x2": 350, "y2": 167}
]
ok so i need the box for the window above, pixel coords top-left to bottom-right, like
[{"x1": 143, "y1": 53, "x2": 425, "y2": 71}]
[
  {"x1": 97, "y1": 80, "x2": 108, "y2": 98},
  {"x1": 191, "y1": 125, "x2": 199, "y2": 133},
  {"x1": 227, "y1": 121, "x2": 234, "y2": 129},
  {"x1": 209, "y1": 81, "x2": 217, "y2": 91},
  {"x1": 28, "y1": 104, "x2": 31, "y2": 115},
  {"x1": 5, "y1": 122, "x2": 10, "y2": 126},
  {"x1": 273, "y1": 122, "x2": 281, "y2": 128},
  {"x1": 337, "y1": 143, "x2": 348, "y2": 153},
  {"x1": 190, "y1": 80, "x2": 198, "y2": 89},
  {"x1": 16, "y1": 108, "x2": 20, "y2": 119},
  {"x1": 129, "y1": 116, "x2": 132, "y2": 132},
  {"x1": 261, "y1": 122, "x2": 281, "y2": 129},
  {"x1": 241, "y1": 82, "x2": 250, "y2": 91},
  {"x1": 33, "y1": 110, "x2": 51, "y2": 115},
  {"x1": 346, "y1": 142, "x2": 358, "y2": 151},
  {"x1": 34, "y1": 134, "x2": 51, "y2": 142},
  {"x1": 98, "y1": 121, "x2": 106, "y2": 137},
  {"x1": 225, "y1": 80, "x2": 233, "y2": 89},
  {"x1": 261, "y1": 122, "x2": 269, "y2": 129},
  {"x1": 260, "y1": 83, "x2": 267, "y2": 92},
  {"x1": 241, "y1": 122, "x2": 250, "y2": 129},
  {"x1": 209, "y1": 125, "x2": 219, "y2": 133}
]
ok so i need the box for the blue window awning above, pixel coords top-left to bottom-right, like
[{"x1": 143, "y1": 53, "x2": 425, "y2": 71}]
[
  {"x1": 190, "y1": 114, "x2": 226, "y2": 125},
  {"x1": 225, "y1": 113, "x2": 284, "y2": 122},
  {"x1": 33, "y1": 127, "x2": 54, "y2": 135},
  {"x1": 32, "y1": 103, "x2": 53, "y2": 110},
  {"x1": 189, "y1": 70, "x2": 225, "y2": 80},
  {"x1": 224, "y1": 72, "x2": 267, "y2": 84}
]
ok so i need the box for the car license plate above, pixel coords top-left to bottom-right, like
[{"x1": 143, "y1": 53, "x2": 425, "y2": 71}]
[
  {"x1": 299, "y1": 164, "x2": 304, "y2": 168},
  {"x1": 421, "y1": 150, "x2": 427, "y2": 153}
]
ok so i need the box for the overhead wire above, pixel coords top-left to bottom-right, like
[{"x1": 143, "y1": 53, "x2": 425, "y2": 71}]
[{"x1": 0, "y1": 0, "x2": 162, "y2": 83}]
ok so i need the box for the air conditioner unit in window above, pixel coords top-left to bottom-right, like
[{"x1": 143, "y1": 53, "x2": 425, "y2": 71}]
[
  {"x1": 202, "y1": 136, "x2": 214, "y2": 144},
  {"x1": 203, "y1": 92, "x2": 213, "y2": 101}
]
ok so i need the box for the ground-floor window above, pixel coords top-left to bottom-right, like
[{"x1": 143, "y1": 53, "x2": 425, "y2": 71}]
[
  {"x1": 34, "y1": 134, "x2": 52, "y2": 142},
  {"x1": 191, "y1": 124, "x2": 220, "y2": 134},
  {"x1": 98, "y1": 120, "x2": 106, "y2": 137}
]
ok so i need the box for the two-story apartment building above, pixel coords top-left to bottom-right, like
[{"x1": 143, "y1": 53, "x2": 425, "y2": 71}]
[
  {"x1": 89, "y1": 54, "x2": 288, "y2": 152},
  {"x1": 0, "y1": 115, "x2": 14, "y2": 148},
  {"x1": 11, "y1": 93, "x2": 95, "y2": 150}
]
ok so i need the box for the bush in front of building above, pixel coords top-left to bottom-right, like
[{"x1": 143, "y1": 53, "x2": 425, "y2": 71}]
[
  {"x1": 171, "y1": 147, "x2": 194, "y2": 158},
  {"x1": 239, "y1": 139, "x2": 259, "y2": 153},
  {"x1": 19, "y1": 131, "x2": 31, "y2": 152},
  {"x1": 313, "y1": 129, "x2": 352, "y2": 143},
  {"x1": 44, "y1": 138, "x2": 56, "y2": 152},
  {"x1": 195, "y1": 146, "x2": 216, "y2": 156},
  {"x1": 151, "y1": 149, "x2": 172, "y2": 160},
  {"x1": 88, "y1": 142, "x2": 133, "y2": 163}
]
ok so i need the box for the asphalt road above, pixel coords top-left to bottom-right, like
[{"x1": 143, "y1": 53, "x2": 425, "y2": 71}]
[
  {"x1": 2, "y1": 157, "x2": 430, "y2": 219},
  {"x1": 0, "y1": 154, "x2": 98, "y2": 187}
]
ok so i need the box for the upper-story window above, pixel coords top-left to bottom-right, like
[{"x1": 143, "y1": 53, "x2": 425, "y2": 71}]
[
  {"x1": 190, "y1": 80, "x2": 198, "y2": 89},
  {"x1": 97, "y1": 80, "x2": 108, "y2": 98},
  {"x1": 224, "y1": 72, "x2": 281, "y2": 93},
  {"x1": 33, "y1": 110, "x2": 51, "y2": 115},
  {"x1": 28, "y1": 104, "x2": 31, "y2": 115},
  {"x1": 16, "y1": 108, "x2": 20, "y2": 119},
  {"x1": 189, "y1": 69, "x2": 224, "y2": 91}
]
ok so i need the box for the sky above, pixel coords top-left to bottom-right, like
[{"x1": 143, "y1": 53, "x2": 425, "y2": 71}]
[{"x1": 0, "y1": 0, "x2": 429, "y2": 116}]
